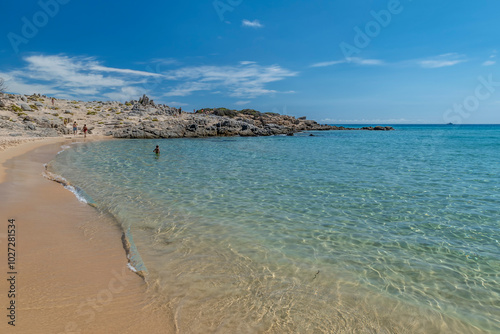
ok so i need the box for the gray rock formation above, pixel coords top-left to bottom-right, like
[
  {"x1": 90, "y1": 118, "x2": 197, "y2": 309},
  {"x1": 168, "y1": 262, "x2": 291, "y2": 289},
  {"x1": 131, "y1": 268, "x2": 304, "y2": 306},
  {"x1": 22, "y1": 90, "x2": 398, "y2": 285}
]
[{"x1": 20, "y1": 103, "x2": 32, "y2": 111}]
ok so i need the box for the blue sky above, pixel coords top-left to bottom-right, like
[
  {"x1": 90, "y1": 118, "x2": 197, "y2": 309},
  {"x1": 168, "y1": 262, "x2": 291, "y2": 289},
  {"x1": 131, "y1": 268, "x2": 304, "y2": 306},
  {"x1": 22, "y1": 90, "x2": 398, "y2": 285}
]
[{"x1": 1, "y1": 0, "x2": 499, "y2": 124}]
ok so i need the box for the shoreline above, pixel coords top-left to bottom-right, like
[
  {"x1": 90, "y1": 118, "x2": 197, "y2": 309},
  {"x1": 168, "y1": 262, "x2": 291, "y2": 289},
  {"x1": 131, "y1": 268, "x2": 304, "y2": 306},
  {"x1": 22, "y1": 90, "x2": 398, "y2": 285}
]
[{"x1": 0, "y1": 139, "x2": 173, "y2": 333}]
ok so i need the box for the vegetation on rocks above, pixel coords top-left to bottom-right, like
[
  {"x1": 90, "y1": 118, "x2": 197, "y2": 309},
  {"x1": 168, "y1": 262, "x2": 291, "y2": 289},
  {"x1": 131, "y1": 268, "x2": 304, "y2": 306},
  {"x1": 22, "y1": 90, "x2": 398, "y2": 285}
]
[{"x1": 0, "y1": 93, "x2": 394, "y2": 139}]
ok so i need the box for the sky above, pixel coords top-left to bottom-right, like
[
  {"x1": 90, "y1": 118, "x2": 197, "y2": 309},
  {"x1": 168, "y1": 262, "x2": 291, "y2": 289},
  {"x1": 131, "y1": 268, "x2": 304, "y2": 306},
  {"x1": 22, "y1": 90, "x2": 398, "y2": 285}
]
[{"x1": 1, "y1": 0, "x2": 499, "y2": 124}]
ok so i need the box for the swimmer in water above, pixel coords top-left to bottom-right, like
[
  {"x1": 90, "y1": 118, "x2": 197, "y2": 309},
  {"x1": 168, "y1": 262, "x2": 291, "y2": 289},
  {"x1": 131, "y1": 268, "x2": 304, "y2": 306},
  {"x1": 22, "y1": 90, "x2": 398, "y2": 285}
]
[{"x1": 153, "y1": 145, "x2": 160, "y2": 154}]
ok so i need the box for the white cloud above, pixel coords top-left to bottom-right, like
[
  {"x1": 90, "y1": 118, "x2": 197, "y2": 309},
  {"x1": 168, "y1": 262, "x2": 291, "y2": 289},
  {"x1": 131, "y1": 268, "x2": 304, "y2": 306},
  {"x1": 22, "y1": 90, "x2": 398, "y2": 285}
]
[
  {"x1": 0, "y1": 72, "x2": 60, "y2": 96},
  {"x1": 310, "y1": 57, "x2": 384, "y2": 68},
  {"x1": 0, "y1": 54, "x2": 164, "y2": 101},
  {"x1": 310, "y1": 60, "x2": 346, "y2": 68},
  {"x1": 347, "y1": 57, "x2": 384, "y2": 65},
  {"x1": 482, "y1": 52, "x2": 497, "y2": 66},
  {"x1": 235, "y1": 100, "x2": 251, "y2": 105},
  {"x1": 418, "y1": 53, "x2": 466, "y2": 68},
  {"x1": 104, "y1": 86, "x2": 143, "y2": 102},
  {"x1": 90, "y1": 65, "x2": 163, "y2": 77},
  {"x1": 242, "y1": 19, "x2": 264, "y2": 28},
  {"x1": 1, "y1": 55, "x2": 297, "y2": 103},
  {"x1": 163, "y1": 62, "x2": 297, "y2": 98},
  {"x1": 163, "y1": 101, "x2": 189, "y2": 107},
  {"x1": 163, "y1": 82, "x2": 212, "y2": 97},
  {"x1": 482, "y1": 60, "x2": 496, "y2": 66}
]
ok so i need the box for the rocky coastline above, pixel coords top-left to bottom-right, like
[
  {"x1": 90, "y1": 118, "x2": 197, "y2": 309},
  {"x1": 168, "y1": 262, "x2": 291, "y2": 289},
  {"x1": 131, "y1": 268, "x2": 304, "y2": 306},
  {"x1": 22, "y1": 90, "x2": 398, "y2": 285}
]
[{"x1": 0, "y1": 93, "x2": 394, "y2": 139}]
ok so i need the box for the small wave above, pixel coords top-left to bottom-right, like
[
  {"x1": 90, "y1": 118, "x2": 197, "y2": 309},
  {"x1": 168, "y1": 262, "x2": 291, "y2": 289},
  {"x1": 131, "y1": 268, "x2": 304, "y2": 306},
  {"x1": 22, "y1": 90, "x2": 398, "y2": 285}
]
[
  {"x1": 127, "y1": 263, "x2": 138, "y2": 272},
  {"x1": 63, "y1": 184, "x2": 89, "y2": 204},
  {"x1": 42, "y1": 170, "x2": 95, "y2": 205},
  {"x1": 121, "y1": 229, "x2": 148, "y2": 279},
  {"x1": 57, "y1": 145, "x2": 71, "y2": 155}
]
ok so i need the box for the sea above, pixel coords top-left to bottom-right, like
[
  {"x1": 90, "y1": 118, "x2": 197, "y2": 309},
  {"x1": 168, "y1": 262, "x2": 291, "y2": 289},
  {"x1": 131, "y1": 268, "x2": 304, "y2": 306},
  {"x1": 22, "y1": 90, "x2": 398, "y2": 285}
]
[{"x1": 48, "y1": 124, "x2": 500, "y2": 333}]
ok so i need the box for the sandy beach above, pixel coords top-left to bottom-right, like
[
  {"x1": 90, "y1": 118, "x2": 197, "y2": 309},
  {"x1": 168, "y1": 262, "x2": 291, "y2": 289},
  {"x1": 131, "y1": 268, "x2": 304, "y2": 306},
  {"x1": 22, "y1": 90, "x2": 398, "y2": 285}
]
[{"x1": 0, "y1": 138, "x2": 174, "y2": 333}]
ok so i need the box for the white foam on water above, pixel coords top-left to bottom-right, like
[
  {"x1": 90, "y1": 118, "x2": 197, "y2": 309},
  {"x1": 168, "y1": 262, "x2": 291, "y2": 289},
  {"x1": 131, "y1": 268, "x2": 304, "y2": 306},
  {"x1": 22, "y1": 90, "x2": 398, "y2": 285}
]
[
  {"x1": 57, "y1": 145, "x2": 71, "y2": 155},
  {"x1": 42, "y1": 170, "x2": 88, "y2": 204},
  {"x1": 127, "y1": 263, "x2": 138, "y2": 272},
  {"x1": 63, "y1": 184, "x2": 88, "y2": 204}
]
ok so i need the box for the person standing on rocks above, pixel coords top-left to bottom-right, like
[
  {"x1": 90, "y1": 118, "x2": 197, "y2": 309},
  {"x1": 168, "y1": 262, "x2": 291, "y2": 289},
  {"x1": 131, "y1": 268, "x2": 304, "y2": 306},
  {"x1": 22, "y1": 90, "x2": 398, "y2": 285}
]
[
  {"x1": 73, "y1": 122, "x2": 78, "y2": 135},
  {"x1": 51, "y1": 97, "x2": 55, "y2": 106},
  {"x1": 83, "y1": 124, "x2": 88, "y2": 138}
]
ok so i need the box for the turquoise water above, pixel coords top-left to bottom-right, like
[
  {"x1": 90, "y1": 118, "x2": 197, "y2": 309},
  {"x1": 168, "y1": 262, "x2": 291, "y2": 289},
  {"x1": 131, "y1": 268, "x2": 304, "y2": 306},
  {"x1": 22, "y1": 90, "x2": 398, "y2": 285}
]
[{"x1": 50, "y1": 125, "x2": 500, "y2": 333}]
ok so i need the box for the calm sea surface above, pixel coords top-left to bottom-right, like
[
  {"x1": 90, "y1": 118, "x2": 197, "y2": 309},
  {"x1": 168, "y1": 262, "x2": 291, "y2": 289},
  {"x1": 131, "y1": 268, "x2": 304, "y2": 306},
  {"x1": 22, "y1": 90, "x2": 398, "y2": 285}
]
[{"x1": 49, "y1": 125, "x2": 500, "y2": 333}]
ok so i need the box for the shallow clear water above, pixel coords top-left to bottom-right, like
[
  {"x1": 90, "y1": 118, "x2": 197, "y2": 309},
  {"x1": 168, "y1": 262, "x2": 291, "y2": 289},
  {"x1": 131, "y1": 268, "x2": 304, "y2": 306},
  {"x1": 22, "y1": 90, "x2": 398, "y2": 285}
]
[{"x1": 50, "y1": 125, "x2": 500, "y2": 333}]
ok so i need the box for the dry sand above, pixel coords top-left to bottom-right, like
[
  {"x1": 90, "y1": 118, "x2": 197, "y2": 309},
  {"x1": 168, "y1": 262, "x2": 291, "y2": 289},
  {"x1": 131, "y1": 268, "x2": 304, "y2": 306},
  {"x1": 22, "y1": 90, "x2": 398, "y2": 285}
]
[{"x1": 0, "y1": 139, "x2": 174, "y2": 333}]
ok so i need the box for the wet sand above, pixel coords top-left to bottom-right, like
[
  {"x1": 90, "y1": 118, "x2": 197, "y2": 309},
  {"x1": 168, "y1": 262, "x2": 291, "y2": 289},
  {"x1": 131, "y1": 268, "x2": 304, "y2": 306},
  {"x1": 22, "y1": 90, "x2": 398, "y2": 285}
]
[{"x1": 0, "y1": 139, "x2": 174, "y2": 333}]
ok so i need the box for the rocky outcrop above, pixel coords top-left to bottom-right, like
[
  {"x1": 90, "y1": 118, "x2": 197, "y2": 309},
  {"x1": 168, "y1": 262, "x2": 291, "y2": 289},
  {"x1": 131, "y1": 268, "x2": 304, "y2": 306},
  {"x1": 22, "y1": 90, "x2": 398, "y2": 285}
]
[{"x1": 0, "y1": 93, "x2": 395, "y2": 139}]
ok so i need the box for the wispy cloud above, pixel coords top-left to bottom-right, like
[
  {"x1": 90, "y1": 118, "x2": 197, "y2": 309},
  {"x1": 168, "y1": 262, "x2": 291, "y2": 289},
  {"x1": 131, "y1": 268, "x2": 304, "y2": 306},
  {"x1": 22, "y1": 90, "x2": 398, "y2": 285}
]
[
  {"x1": 310, "y1": 60, "x2": 346, "y2": 68},
  {"x1": 418, "y1": 53, "x2": 467, "y2": 68},
  {"x1": 310, "y1": 57, "x2": 384, "y2": 68},
  {"x1": 242, "y1": 19, "x2": 264, "y2": 28},
  {"x1": 1, "y1": 54, "x2": 160, "y2": 101},
  {"x1": 163, "y1": 62, "x2": 298, "y2": 98},
  {"x1": 482, "y1": 51, "x2": 497, "y2": 66},
  {"x1": 90, "y1": 65, "x2": 163, "y2": 77},
  {"x1": 1, "y1": 54, "x2": 298, "y2": 103},
  {"x1": 163, "y1": 101, "x2": 189, "y2": 107},
  {"x1": 235, "y1": 100, "x2": 251, "y2": 105}
]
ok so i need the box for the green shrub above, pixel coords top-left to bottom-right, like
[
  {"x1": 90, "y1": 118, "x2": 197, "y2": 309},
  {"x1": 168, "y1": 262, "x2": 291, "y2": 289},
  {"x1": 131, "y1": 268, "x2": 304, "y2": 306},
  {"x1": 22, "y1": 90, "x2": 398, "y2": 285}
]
[
  {"x1": 241, "y1": 109, "x2": 262, "y2": 117},
  {"x1": 213, "y1": 108, "x2": 238, "y2": 117},
  {"x1": 52, "y1": 113, "x2": 59, "y2": 116},
  {"x1": 195, "y1": 108, "x2": 213, "y2": 113},
  {"x1": 125, "y1": 102, "x2": 132, "y2": 106},
  {"x1": 87, "y1": 111, "x2": 97, "y2": 115},
  {"x1": 11, "y1": 105, "x2": 22, "y2": 112}
]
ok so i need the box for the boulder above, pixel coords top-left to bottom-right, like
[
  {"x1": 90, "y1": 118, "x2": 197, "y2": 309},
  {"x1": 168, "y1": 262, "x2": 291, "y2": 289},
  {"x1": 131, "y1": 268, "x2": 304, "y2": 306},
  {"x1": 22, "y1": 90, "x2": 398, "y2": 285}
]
[
  {"x1": 0, "y1": 100, "x2": 6, "y2": 108},
  {"x1": 20, "y1": 103, "x2": 32, "y2": 111}
]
